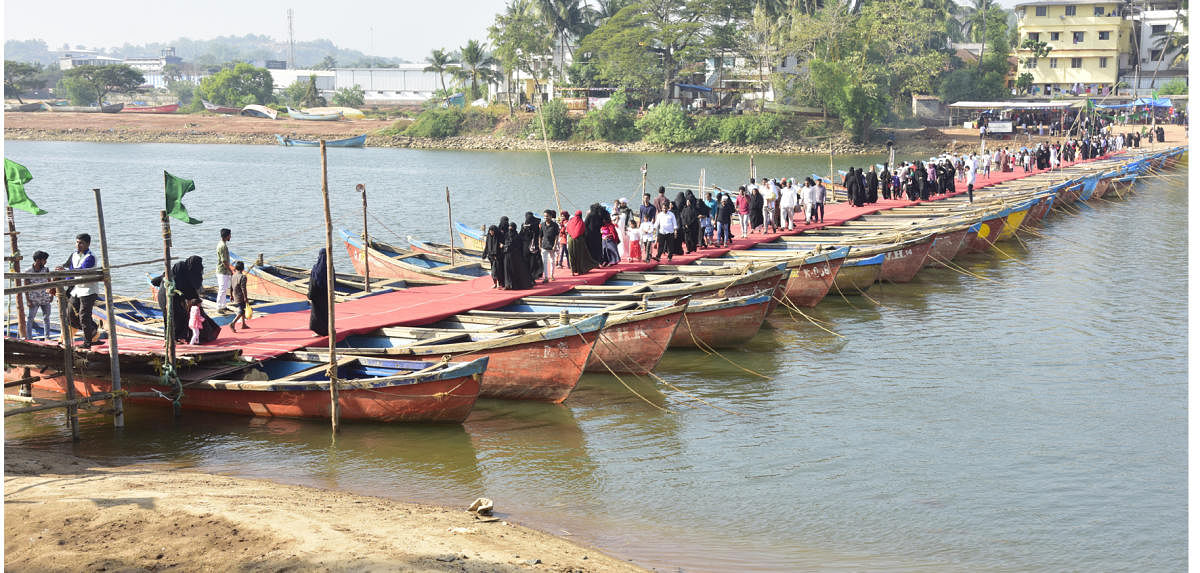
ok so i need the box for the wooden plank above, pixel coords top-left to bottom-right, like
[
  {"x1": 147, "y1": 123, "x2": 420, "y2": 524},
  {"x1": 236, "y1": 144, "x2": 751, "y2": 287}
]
[{"x1": 277, "y1": 355, "x2": 357, "y2": 381}]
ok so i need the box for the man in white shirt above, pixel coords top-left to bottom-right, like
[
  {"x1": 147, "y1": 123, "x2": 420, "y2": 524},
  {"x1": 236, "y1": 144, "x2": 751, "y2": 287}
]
[
  {"x1": 760, "y1": 177, "x2": 778, "y2": 233},
  {"x1": 58, "y1": 233, "x2": 100, "y2": 347},
  {"x1": 778, "y1": 180, "x2": 798, "y2": 230},
  {"x1": 653, "y1": 201, "x2": 678, "y2": 262}
]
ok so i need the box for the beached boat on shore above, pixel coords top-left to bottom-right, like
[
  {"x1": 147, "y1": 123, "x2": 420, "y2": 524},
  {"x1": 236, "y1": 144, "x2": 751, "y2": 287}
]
[
  {"x1": 241, "y1": 104, "x2": 278, "y2": 120},
  {"x1": 287, "y1": 106, "x2": 342, "y2": 121},
  {"x1": 202, "y1": 100, "x2": 242, "y2": 114},
  {"x1": 121, "y1": 102, "x2": 179, "y2": 113}
]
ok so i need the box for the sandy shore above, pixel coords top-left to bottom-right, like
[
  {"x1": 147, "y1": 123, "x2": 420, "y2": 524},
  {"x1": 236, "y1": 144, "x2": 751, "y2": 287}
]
[{"x1": 4, "y1": 446, "x2": 646, "y2": 572}]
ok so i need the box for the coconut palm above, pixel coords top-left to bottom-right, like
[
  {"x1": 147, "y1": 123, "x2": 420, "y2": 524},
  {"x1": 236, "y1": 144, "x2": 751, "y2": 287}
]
[
  {"x1": 424, "y1": 48, "x2": 458, "y2": 92},
  {"x1": 455, "y1": 39, "x2": 500, "y2": 101},
  {"x1": 1151, "y1": 27, "x2": 1188, "y2": 67}
]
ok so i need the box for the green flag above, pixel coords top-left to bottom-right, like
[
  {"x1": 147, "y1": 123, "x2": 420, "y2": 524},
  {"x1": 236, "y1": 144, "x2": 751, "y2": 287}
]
[
  {"x1": 164, "y1": 171, "x2": 202, "y2": 224},
  {"x1": 4, "y1": 158, "x2": 46, "y2": 215}
]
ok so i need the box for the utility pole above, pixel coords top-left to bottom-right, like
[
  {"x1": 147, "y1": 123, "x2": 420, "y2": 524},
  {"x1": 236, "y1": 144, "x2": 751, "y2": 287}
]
[{"x1": 287, "y1": 9, "x2": 296, "y2": 70}]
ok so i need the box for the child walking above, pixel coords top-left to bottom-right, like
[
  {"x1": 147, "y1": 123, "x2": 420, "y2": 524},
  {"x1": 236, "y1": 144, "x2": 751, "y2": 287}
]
[
  {"x1": 229, "y1": 261, "x2": 250, "y2": 332},
  {"x1": 626, "y1": 218, "x2": 641, "y2": 262},
  {"x1": 188, "y1": 298, "x2": 203, "y2": 345},
  {"x1": 639, "y1": 216, "x2": 656, "y2": 263}
]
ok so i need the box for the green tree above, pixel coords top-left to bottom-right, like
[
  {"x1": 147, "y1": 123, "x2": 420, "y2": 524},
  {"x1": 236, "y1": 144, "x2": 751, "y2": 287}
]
[
  {"x1": 332, "y1": 84, "x2": 365, "y2": 107},
  {"x1": 61, "y1": 64, "x2": 144, "y2": 105},
  {"x1": 579, "y1": 0, "x2": 720, "y2": 101},
  {"x1": 738, "y1": 1, "x2": 785, "y2": 111},
  {"x1": 490, "y1": 1, "x2": 552, "y2": 108},
  {"x1": 198, "y1": 62, "x2": 274, "y2": 106},
  {"x1": 4, "y1": 60, "x2": 40, "y2": 103},
  {"x1": 1157, "y1": 78, "x2": 1188, "y2": 95},
  {"x1": 423, "y1": 48, "x2": 459, "y2": 92},
  {"x1": 313, "y1": 55, "x2": 337, "y2": 70},
  {"x1": 1020, "y1": 37, "x2": 1052, "y2": 67},
  {"x1": 1015, "y1": 72, "x2": 1034, "y2": 94},
  {"x1": 455, "y1": 39, "x2": 501, "y2": 101},
  {"x1": 534, "y1": 98, "x2": 572, "y2": 139},
  {"x1": 810, "y1": 58, "x2": 886, "y2": 143}
]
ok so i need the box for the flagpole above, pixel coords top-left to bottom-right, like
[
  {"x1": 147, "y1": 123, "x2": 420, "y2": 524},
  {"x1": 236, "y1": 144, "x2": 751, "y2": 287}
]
[
  {"x1": 320, "y1": 140, "x2": 340, "y2": 433},
  {"x1": 6, "y1": 207, "x2": 28, "y2": 339},
  {"x1": 93, "y1": 189, "x2": 123, "y2": 428},
  {"x1": 159, "y1": 208, "x2": 176, "y2": 400}
]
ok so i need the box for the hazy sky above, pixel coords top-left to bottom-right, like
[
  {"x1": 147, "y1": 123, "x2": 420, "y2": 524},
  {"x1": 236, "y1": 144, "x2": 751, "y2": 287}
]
[
  {"x1": 4, "y1": 0, "x2": 509, "y2": 62},
  {"x1": 6, "y1": 0, "x2": 1023, "y2": 62}
]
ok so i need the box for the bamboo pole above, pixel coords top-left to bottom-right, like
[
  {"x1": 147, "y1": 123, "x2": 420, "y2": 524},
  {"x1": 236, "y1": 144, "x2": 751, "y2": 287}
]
[
  {"x1": 56, "y1": 295, "x2": 79, "y2": 441},
  {"x1": 356, "y1": 184, "x2": 369, "y2": 293},
  {"x1": 320, "y1": 141, "x2": 340, "y2": 433},
  {"x1": 445, "y1": 187, "x2": 455, "y2": 267},
  {"x1": 537, "y1": 105, "x2": 563, "y2": 213},
  {"x1": 159, "y1": 209, "x2": 176, "y2": 413},
  {"x1": 641, "y1": 164, "x2": 648, "y2": 197},
  {"x1": 7, "y1": 207, "x2": 28, "y2": 338},
  {"x1": 93, "y1": 189, "x2": 123, "y2": 428}
]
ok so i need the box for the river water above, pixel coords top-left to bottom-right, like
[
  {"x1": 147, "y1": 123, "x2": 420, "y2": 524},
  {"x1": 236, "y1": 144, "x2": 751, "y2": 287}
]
[{"x1": 3, "y1": 141, "x2": 1187, "y2": 571}]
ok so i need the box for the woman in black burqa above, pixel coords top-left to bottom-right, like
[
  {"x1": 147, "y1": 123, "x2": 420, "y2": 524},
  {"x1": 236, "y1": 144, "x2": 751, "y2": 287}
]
[
  {"x1": 583, "y1": 204, "x2": 605, "y2": 263},
  {"x1": 307, "y1": 248, "x2": 331, "y2": 336},
  {"x1": 520, "y1": 211, "x2": 543, "y2": 282},
  {"x1": 482, "y1": 225, "x2": 503, "y2": 288},
  {"x1": 152, "y1": 255, "x2": 218, "y2": 343},
  {"x1": 680, "y1": 196, "x2": 698, "y2": 253},
  {"x1": 748, "y1": 186, "x2": 764, "y2": 233},
  {"x1": 503, "y1": 220, "x2": 534, "y2": 290}
]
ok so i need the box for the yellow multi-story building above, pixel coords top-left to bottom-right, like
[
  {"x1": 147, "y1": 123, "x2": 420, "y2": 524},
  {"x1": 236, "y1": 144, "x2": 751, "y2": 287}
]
[{"x1": 1014, "y1": 1, "x2": 1133, "y2": 96}]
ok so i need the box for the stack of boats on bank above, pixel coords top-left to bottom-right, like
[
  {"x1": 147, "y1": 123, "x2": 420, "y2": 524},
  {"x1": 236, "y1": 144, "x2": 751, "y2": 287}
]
[{"x1": 3, "y1": 147, "x2": 1184, "y2": 425}]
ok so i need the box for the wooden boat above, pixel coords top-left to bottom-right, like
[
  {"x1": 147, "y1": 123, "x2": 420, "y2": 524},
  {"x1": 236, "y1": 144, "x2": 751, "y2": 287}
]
[
  {"x1": 656, "y1": 247, "x2": 848, "y2": 308},
  {"x1": 202, "y1": 100, "x2": 242, "y2": 114},
  {"x1": 518, "y1": 291, "x2": 774, "y2": 349},
  {"x1": 924, "y1": 226, "x2": 972, "y2": 268},
  {"x1": 746, "y1": 234, "x2": 935, "y2": 283},
  {"x1": 341, "y1": 230, "x2": 490, "y2": 283},
  {"x1": 455, "y1": 222, "x2": 488, "y2": 252},
  {"x1": 241, "y1": 104, "x2": 278, "y2": 120},
  {"x1": 993, "y1": 199, "x2": 1034, "y2": 241},
  {"x1": 407, "y1": 236, "x2": 483, "y2": 259},
  {"x1": 276, "y1": 134, "x2": 366, "y2": 148},
  {"x1": 963, "y1": 211, "x2": 1009, "y2": 254},
  {"x1": 287, "y1": 106, "x2": 342, "y2": 121},
  {"x1": 4, "y1": 340, "x2": 487, "y2": 423},
  {"x1": 560, "y1": 263, "x2": 789, "y2": 305},
  {"x1": 667, "y1": 290, "x2": 773, "y2": 348},
  {"x1": 101, "y1": 103, "x2": 124, "y2": 113},
  {"x1": 4, "y1": 102, "x2": 46, "y2": 112},
  {"x1": 92, "y1": 295, "x2": 309, "y2": 339},
  {"x1": 466, "y1": 298, "x2": 688, "y2": 373},
  {"x1": 121, "y1": 102, "x2": 180, "y2": 113},
  {"x1": 326, "y1": 312, "x2": 608, "y2": 403},
  {"x1": 46, "y1": 105, "x2": 114, "y2": 113},
  {"x1": 830, "y1": 254, "x2": 884, "y2": 295},
  {"x1": 232, "y1": 253, "x2": 438, "y2": 302},
  {"x1": 302, "y1": 106, "x2": 365, "y2": 119}
]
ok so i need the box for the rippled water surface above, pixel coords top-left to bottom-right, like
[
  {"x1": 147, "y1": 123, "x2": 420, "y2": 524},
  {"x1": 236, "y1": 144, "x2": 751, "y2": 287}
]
[{"x1": 4, "y1": 142, "x2": 1187, "y2": 571}]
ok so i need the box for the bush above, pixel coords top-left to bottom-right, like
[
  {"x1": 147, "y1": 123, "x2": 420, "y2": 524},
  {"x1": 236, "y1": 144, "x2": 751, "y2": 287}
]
[
  {"x1": 636, "y1": 103, "x2": 696, "y2": 147},
  {"x1": 404, "y1": 108, "x2": 464, "y2": 138},
  {"x1": 536, "y1": 99, "x2": 573, "y2": 140},
  {"x1": 742, "y1": 113, "x2": 783, "y2": 143},
  {"x1": 1159, "y1": 78, "x2": 1188, "y2": 95},
  {"x1": 461, "y1": 107, "x2": 502, "y2": 134},
  {"x1": 693, "y1": 116, "x2": 722, "y2": 142},
  {"x1": 577, "y1": 89, "x2": 639, "y2": 142}
]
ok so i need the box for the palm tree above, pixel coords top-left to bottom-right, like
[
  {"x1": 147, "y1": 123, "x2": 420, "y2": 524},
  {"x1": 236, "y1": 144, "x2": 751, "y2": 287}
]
[
  {"x1": 424, "y1": 48, "x2": 458, "y2": 92},
  {"x1": 536, "y1": 0, "x2": 593, "y2": 79},
  {"x1": 1151, "y1": 27, "x2": 1189, "y2": 67},
  {"x1": 456, "y1": 39, "x2": 500, "y2": 101}
]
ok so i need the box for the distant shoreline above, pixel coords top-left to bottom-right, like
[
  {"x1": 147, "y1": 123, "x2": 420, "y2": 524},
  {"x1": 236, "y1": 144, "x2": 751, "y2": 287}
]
[{"x1": 3, "y1": 110, "x2": 970, "y2": 156}]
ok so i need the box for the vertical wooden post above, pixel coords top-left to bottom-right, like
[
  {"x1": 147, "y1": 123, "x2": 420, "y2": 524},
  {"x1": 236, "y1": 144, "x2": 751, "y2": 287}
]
[
  {"x1": 93, "y1": 189, "x2": 123, "y2": 428},
  {"x1": 749, "y1": 155, "x2": 756, "y2": 181},
  {"x1": 356, "y1": 184, "x2": 369, "y2": 293},
  {"x1": 320, "y1": 141, "x2": 340, "y2": 433},
  {"x1": 56, "y1": 295, "x2": 79, "y2": 441},
  {"x1": 640, "y1": 164, "x2": 648, "y2": 197},
  {"x1": 159, "y1": 210, "x2": 176, "y2": 392},
  {"x1": 7, "y1": 207, "x2": 28, "y2": 338},
  {"x1": 445, "y1": 187, "x2": 455, "y2": 267},
  {"x1": 537, "y1": 105, "x2": 563, "y2": 213}
]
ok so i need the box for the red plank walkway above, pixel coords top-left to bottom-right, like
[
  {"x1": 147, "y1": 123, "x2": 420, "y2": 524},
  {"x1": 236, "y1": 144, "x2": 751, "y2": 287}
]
[{"x1": 92, "y1": 153, "x2": 1119, "y2": 361}]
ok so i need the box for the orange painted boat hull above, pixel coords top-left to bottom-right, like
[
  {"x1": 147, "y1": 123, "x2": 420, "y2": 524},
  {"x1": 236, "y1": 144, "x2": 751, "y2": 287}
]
[
  {"x1": 879, "y1": 235, "x2": 934, "y2": 283},
  {"x1": 783, "y1": 256, "x2": 844, "y2": 307}
]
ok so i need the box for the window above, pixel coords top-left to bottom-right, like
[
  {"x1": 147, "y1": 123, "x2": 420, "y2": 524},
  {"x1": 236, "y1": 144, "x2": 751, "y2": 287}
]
[
  {"x1": 1035, "y1": 5, "x2": 1047, "y2": 16},
  {"x1": 1028, "y1": 32, "x2": 1040, "y2": 42},
  {"x1": 1151, "y1": 24, "x2": 1167, "y2": 34},
  {"x1": 1050, "y1": 32, "x2": 1060, "y2": 41},
  {"x1": 1098, "y1": 31, "x2": 1110, "y2": 40},
  {"x1": 1050, "y1": 58, "x2": 1058, "y2": 68},
  {"x1": 1150, "y1": 49, "x2": 1164, "y2": 61},
  {"x1": 1094, "y1": 6, "x2": 1105, "y2": 16},
  {"x1": 1064, "y1": 5, "x2": 1076, "y2": 15},
  {"x1": 1073, "y1": 31, "x2": 1085, "y2": 43},
  {"x1": 1099, "y1": 57, "x2": 1108, "y2": 68},
  {"x1": 1071, "y1": 57, "x2": 1082, "y2": 68}
]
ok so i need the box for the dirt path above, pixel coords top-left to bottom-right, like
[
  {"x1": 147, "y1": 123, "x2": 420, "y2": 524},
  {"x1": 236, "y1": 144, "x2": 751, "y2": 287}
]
[{"x1": 5, "y1": 446, "x2": 646, "y2": 572}]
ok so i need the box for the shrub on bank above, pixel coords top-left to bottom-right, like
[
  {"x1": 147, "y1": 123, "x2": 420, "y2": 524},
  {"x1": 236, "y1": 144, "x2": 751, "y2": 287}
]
[
  {"x1": 405, "y1": 108, "x2": 465, "y2": 138},
  {"x1": 636, "y1": 103, "x2": 696, "y2": 147},
  {"x1": 523, "y1": 99, "x2": 573, "y2": 140},
  {"x1": 577, "y1": 90, "x2": 639, "y2": 142}
]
